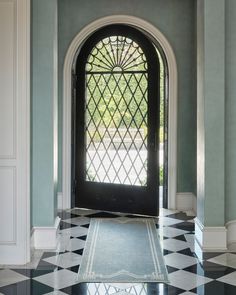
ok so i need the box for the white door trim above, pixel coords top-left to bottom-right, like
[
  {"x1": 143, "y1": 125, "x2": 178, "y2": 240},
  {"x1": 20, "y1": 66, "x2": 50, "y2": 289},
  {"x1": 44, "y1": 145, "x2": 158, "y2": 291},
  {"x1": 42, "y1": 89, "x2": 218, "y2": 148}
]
[{"x1": 62, "y1": 15, "x2": 178, "y2": 210}]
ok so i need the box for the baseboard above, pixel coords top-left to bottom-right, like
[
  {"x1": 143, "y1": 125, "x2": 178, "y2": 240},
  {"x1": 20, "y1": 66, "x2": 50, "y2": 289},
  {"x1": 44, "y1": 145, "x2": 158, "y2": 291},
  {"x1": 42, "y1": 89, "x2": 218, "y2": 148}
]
[
  {"x1": 176, "y1": 192, "x2": 196, "y2": 214},
  {"x1": 194, "y1": 217, "x2": 227, "y2": 251},
  {"x1": 31, "y1": 217, "x2": 61, "y2": 249},
  {"x1": 58, "y1": 192, "x2": 63, "y2": 210},
  {"x1": 226, "y1": 220, "x2": 236, "y2": 248}
]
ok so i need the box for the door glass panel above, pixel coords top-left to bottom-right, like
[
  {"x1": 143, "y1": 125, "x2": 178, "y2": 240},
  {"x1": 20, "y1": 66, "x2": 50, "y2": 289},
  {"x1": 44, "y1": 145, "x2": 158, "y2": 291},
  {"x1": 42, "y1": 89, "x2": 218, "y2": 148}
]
[{"x1": 85, "y1": 36, "x2": 148, "y2": 186}]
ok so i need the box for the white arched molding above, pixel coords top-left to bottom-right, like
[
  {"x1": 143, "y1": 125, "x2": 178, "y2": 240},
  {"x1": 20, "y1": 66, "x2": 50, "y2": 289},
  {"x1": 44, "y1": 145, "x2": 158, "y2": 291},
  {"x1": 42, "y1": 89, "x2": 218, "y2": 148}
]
[{"x1": 62, "y1": 15, "x2": 178, "y2": 210}]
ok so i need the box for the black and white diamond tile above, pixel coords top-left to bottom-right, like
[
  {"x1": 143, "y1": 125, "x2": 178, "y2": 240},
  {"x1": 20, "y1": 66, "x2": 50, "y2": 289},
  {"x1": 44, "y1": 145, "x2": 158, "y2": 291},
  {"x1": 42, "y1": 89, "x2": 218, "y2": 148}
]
[
  {"x1": 33, "y1": 269, "x2": 78, "y2": 290},
  {"x1": 42, "y1": 252, "x2": 82, "y2": 268},
  {"x1": 0, "y1": 269, "x2": 29, "y2": 287},
  {"x1": 168, "y1": 269, "x2": 213, "y2": 291},
  {"x1": 2, "y1": 208, "x2": 236, "y2": 295}
]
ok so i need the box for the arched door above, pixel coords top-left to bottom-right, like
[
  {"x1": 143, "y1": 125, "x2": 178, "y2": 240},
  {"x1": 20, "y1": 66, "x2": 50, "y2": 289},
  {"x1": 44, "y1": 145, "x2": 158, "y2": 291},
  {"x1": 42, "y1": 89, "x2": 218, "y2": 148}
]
[{"x1": 74, "y1": 25, "x2": 160, "y2": 216}]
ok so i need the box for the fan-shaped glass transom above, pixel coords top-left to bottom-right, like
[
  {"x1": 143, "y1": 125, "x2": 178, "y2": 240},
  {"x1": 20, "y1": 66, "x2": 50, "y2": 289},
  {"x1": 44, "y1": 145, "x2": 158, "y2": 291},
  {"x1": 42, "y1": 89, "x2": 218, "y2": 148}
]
[{"x1": 86, "y1": 36, "x2": 148, "y2": 73}]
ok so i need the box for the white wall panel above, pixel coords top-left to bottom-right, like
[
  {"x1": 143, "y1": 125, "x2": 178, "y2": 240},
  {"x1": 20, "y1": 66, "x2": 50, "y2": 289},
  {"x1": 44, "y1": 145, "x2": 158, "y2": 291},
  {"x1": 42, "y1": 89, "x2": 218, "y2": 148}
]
[
  {"x1": 0, "y1": 167, "x2": 15, "y2": 243},
  {"x1": 0, "y1": 1, "x2": 15, "y2": 158},
  {"x1": 0, "y1": 0, "x2": 30, "y2": 264}
]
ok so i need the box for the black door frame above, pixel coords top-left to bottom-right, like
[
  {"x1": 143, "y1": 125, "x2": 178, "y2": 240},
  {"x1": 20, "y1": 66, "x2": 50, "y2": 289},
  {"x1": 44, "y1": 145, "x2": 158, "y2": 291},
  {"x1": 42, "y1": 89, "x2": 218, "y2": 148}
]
[{"x1": 71, "y1": 24, "x2": 168, "y2": 214}]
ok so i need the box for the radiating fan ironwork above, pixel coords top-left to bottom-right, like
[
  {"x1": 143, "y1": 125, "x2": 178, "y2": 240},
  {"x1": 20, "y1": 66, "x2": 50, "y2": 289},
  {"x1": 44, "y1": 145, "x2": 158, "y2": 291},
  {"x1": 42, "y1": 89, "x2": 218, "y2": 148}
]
[
  {"x1": 86, "y1": 36, "x2": 147, "y2": 73},
  {"x1": 85, "y1": 35, "x2": 148, "y2": 186}
]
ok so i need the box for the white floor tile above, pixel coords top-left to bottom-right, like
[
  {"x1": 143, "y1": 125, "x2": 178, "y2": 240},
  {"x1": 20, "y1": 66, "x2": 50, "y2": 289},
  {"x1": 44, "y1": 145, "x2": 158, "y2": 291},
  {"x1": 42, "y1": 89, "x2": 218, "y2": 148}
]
[
  {"x1": 168, "y1": 270, "x2": 212, "y2": 291},
  {"x1": 0, "y1": 269, "x2": 29, "y2": 287},
  {"x1": 217, "y1": 271, "x2": 236, "y2": 286},
  {"x1": 60, "y1": 225, "x2": 88, "y2": 237},
  {"x1": 66, "y1": 238, "x2": 85, "y2": 251},
  {"x1": 33, "y1": 269, "x2": 78, "y2": 290},
  {"x1": 56, "y1": 234, "x2": 71, "y2": 252},
  {"x1": 184, "y1": 234, "x2": 195, "y2": 252},
  {"x1": 164, "y1": 253, "x2": 198, "y2": 269},
  {"x1": 0, "y1": 250, "x2": 44, "y2": 269},
  {"x1": 163, "y1": 238, "x2": 189, "y2": 252},
  {"x1": 159, "y1": 208, "x2": 179, "y2": 216},
  {"x1": 43, "y1": 252, "x2": 82, "y2": 268},
  {"x1": 208, "y1": 253, "x2": 236, "y2": 269},
  {"x1": 157, "y1": 227, "x2": 188, "y2": 238},
  {"x1": 157, "y1": 216, "x2": 184, "y2": 226}
]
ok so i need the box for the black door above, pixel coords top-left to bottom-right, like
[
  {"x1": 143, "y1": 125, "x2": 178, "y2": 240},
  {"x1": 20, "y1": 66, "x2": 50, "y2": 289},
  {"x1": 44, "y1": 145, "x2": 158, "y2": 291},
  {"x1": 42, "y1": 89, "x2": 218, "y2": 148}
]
[{"x1": 73, "y1": 25, "x2": 160, "y2": 216}]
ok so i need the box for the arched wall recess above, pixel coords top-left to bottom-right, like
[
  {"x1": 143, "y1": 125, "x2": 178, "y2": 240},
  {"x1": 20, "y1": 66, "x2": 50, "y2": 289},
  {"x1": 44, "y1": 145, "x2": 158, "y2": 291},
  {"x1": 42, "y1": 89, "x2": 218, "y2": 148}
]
[{"x1": 62, "y1": 15, "x2": 178, "y2": 210}]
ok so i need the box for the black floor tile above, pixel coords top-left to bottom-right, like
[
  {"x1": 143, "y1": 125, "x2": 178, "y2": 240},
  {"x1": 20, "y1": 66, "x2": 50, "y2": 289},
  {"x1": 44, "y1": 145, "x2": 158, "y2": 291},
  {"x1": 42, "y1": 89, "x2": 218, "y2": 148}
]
[
  {"x1": 173, "y1": 234, "x2": 187, "y2": 242},
  {"x1": 167, "y1": 265, "x2": 179, "y2": 274},
  {"x1": 163, "y1": 249, "x2": 174, "y2": 256},
  {"x1": 78, "y1": 235, "x2": 87, "y2": 241},
  {"x1": 12, "y1": 267, "x2": 61, "y2": 278},
  {"x1": 87, "y1": 212, "x2": 120, "y2": 218},
  {"x1": 178, "y1": 248, "x2": 195, "y2": 257},
  {"x1": 66, "y1": 265, "x2": 80, "y2": 273},
  {"x1": 36, "y1": 260, "x2": 60, "y2": 271},
  {"x1": 73, "y1": 249, "x2": 84, "y2": 256},
  {"x1": 0, "y1": 279, "x2": 54, "y2": 295},
  {"x1": 170, "y1": 221, "x2": 194, "y2": 232},
  {"x1": 60, "y1": 221, "x2": 77, "y2": 230},
  {"x1": 191, "y1": 280, "x2": 236, "y2": 295},
  {"x1": 183, "y1": 261, "x2": 236, "y2": 280},
  {"x1": 166, "y1": 212, "x2": 194, "y2": 221},
  {"x1": 203, "y1": 252, "x2": 227, "y2": 260}
]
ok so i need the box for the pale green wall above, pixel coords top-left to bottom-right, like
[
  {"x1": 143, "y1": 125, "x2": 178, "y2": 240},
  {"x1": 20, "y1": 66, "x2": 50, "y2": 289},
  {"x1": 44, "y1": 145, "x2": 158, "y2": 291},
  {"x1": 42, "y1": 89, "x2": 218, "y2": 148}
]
[
  {"x1": 196, "y1": 0, "x2": 205, "y2": 224},
  {"x1": 31, "y1": 0, "x2": 58, "y2": 226},
  {"x1": 197, "y1": 0, "x2": 225, "y2": 226},
  {"x1": 30, "y1": 0, "x2": 236, "y2": 227},
  {"x1": 57, "y1": 0, "x2": 197, "y2": 195},
  {"x1": 226, "y1": 0, "x2": 236, "y2": 223}
]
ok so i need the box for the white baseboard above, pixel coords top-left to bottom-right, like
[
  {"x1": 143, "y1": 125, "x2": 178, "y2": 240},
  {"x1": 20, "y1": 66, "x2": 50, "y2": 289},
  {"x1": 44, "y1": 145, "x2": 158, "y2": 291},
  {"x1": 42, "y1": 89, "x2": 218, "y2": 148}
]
[
  {"x1": 194, "y1": 217, "x2": 227, "y2": 251},
  {"x1": 58, "y1": 192, "x2": 63, "y2": 210},
  {"x1": 226, "y1": 220, "x2": 236, "y2": 248},
  {"x1": 176, "y1": 192, "x2": 196, "y2": 214},
  {"x1": 31, "y1": 217, "x2": 61, "y2": 249}
]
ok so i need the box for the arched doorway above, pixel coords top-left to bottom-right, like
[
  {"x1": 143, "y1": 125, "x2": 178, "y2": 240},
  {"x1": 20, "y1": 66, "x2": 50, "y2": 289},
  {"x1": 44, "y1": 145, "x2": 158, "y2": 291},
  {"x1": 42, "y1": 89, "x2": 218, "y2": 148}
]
[
  {"x1": 72, "y1": 25, "x2": 160, "y2": 216},
  {"x1": 62, "y1": 16, "x2": 177, "y2": 211}
]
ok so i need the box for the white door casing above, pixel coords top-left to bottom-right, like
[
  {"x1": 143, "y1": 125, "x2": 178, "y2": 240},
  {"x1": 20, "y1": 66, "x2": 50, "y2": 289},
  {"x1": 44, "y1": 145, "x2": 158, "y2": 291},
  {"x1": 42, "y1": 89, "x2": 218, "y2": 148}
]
[
  {"x1": 62, "y1": 15, "x2": 178, "y2": 210},
  {"x1": 0, "y1": 0, "x2": 30, "y2": 264}
]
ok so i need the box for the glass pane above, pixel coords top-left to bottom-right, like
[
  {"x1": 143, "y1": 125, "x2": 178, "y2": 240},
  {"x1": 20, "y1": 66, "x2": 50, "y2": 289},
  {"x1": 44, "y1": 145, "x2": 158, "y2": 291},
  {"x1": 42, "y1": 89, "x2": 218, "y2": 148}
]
[{"x1": 85, "y1": 36, "x2": 148, "y2": 186}]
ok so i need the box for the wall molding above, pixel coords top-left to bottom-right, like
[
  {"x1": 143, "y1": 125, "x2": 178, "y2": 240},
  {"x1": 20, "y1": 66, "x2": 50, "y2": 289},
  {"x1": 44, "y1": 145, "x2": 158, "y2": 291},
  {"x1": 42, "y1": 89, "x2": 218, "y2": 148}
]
[
  {"x1": 31, "y1": 217, "x2": 61, "y2": 249},
  {"x1": 176, "y1": 192, "x2": 196, "y2": 214},
  {"x1": 57, "y1": 192, "x2": 63, "y2": 210},
  {"x1": 195, "y1": 217, "x2": 227, "y2": 251},
  {"x1": 62, "y1": 15, "x2": 178, "y2": 210},
  {"x1": 226, "y1": 220, "x2": 236, "y2": 248}
]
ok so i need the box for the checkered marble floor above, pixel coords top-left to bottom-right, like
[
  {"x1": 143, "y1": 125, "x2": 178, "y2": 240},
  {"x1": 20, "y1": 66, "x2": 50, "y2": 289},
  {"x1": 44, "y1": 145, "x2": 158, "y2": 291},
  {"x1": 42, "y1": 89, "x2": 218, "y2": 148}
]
[{"x1": 1, "y1": 208, "x2": 236, "y2": 294}]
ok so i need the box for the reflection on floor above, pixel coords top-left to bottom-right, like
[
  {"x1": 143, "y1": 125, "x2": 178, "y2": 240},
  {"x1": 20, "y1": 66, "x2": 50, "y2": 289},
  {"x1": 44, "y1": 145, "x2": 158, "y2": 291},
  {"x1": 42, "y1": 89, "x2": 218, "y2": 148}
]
[{"x1": 1, "y1": 208, "x2": 236, "y2": 294}]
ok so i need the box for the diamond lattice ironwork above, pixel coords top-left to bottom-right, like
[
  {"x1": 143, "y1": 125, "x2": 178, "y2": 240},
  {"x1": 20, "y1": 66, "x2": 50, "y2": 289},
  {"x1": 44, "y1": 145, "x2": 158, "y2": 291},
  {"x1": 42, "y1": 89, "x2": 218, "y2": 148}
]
[{"x1": 85, "y1": 35, "x2": 148, "y2": 186}]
